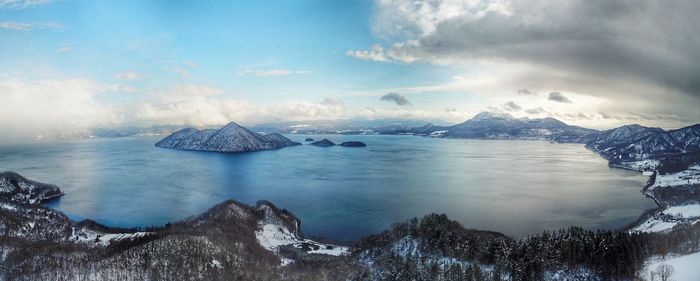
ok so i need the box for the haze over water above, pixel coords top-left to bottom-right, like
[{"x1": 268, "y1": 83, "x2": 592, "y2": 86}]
[{"x1": 0, "y1": 135, "x2": 655, "y2": 241}]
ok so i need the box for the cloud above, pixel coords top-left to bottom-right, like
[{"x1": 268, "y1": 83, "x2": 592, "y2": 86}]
[
  {"x1": 502, "y1": 101, "x2": 521, "y2": 112},
  {"x1": 320, "y1": 97, "x2": 345, "y2": 107},
  {"x1": 0, "y1": 21, "x2": 62, "y2": 31},
  {"x1": 548, "y1": 92, "x2": 572, "y2": 103},
  {"x1": 0, "y1": 0, "x2": 53, "y2": 9},
  {"x1": 353, "y1": 0, "x2": 700, "y2": 101},
  {"x1": 166, "y1": 61, "x2": 198, "y2": 78},
  {"x1": 445, "y1": 108, "x2": 457, "y2": 112},
  {"x1": 517, "y1": 89, "x2": 536, "y2": 95},
  {"x1": 235, "y1": 69, "x2": 310, "y2": 77},
  {"x1": 346, "y1": 44, "x2": 389, "y2": 62},
  {"x1": 525, "y1": 107, "x2": 546, "y2": 114},
  {"x1": 0, "y1": 76, "x2": 122, "y2": 142},
  {"x1": 380, "y1": 92, "x2": 412, "y2": 106},
  {"x1": 116, "y1": 71, "x2": 145, "y2": 80}
]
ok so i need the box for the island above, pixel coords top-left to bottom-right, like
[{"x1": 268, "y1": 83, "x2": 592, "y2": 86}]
[
  {"x1": 340, "y1": 141, "x2": 367, "y2": 147},
  {"x1": 305, "y1": 138, "x2": 314, "y2": 142},
  {"x1": 310, "y1": 138, "x2": 336, "y2": 147},
  {"x1": 155, "y1": 122, "x2": 300, "y2": 153}
]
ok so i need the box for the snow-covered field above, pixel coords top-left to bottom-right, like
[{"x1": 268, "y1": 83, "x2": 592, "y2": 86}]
[
  {"x1": 630, "y1": 204, "x2": 700, "y2": 233},
  {"x1": 256, "y1": 223, "x2": 350, "y2": 265},
  {"x1": 642, "y1": 252, "x2": 700, "y2": 281},
  {"x1": 650, "y1": 165, "x2": 700, "y2": 189},
  {"x1": 663, "y1": 205, "x2": 700, "y2": 219}
]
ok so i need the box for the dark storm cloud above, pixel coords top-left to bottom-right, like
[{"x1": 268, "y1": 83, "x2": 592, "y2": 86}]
[
  {"x1": 370, "y1": 0, "x2": 700, "y2": 99},
  {"x1": 380, "y1": 92, "x2": 412, "y2": 106},
  {"x1": 548, "y1": 92, "x2": 572, "y2": 103},
  {"x1": 502, "y1": 101, "x2": 521, "y2": 112}
]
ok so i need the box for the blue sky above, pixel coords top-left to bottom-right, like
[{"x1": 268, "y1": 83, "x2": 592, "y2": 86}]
[{"x1": 1, "y1": 0, "x2": 698, "y2": 140}]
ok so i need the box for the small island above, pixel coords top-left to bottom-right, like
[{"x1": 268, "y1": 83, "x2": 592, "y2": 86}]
[
  {"x1": 340, "y1": 141, "x2": 367, "y2": 147},
  {"x1": 310, "y1": 139, "x2": 335, "y2": 147},
  {"x1": 304, "y1": 138, "x2": 314, "y2": 142}
]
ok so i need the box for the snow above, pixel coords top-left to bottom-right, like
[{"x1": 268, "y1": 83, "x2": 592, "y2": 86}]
[
  {"x1": 614, "y1": 159, "x2": 660, "y2": 172},
  {"x1": 663, "y1": 204, "x2": 700, "y2": 218},
  {"x1": 630, "y1": 204, "x2": 700, "y2": 233},
  {"x1": 255, "y1": 223, "x2": 350, "y2": 266},
  {"x1": 0, "y1": 203, "x2": 17, "y2": 211},
  {"x1": 651, "y1": 165, "x2": 700, "y2": 189},
  {"x1": 429, "y1": 130, "x2": 448, "y2": 137},
  {"x1": 642, "y1": 252, "x2": 700, "y2": 281},
  {"x1": 631, "y1": 217, "x2": 679, "y2": 233},
  {"x1": 72, "y1": 227, "x2": 151, "y2": 246}
]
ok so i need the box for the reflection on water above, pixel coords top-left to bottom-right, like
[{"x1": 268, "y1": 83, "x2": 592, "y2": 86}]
[{"x1": 0, "y1": 135, "x2": 655, "y2": 240}]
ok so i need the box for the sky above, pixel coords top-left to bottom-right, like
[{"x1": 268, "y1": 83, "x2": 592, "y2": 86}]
[{"x1": 1, "y1": 0, "x2": 699, "y2": 141}]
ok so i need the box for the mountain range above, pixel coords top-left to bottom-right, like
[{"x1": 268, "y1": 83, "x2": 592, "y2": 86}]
[{"x1": 402, "y1": 112, "x2": 598, "y2": 143}]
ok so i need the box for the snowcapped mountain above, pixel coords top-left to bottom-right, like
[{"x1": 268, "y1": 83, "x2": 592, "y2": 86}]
[
  {"x1": 585, "y1": 123, "x2": 700, "y2": 162},
  {"x1": 155, "y1": 122, "x2": 301, "y2": 152},
  {"x1": 407, "y1": 112, "x2": 598, "y2": 143}
]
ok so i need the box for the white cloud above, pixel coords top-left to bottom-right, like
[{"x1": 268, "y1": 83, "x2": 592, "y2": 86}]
[
  {"x1": 0, "y1": 0, "x2": 53, "y2": 9},
  {"x1": 346, "y1": 45, "x2": 389, "y2": 62},
  {"x1": 115, "y1": 71, "x2": 145, "y2": 80},
  {"x1": 235, "y1": 69, "x2": 311, "y2": 77},
  {"x1": 0, "y1": 76, "x2": 122, "y2": 141},
  {"x1": 0, "y1": 21, "x2": 63, "y2": 31}
]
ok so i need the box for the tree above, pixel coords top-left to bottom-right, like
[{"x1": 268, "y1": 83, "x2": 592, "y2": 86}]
[{"x1": 655, "y1": 264, "x2": 674, "y2": 281}]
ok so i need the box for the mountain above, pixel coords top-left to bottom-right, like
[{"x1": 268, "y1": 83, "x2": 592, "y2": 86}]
[
  {"x1": 155, "y1": 122, "x2": 301, "y2": 153},
  {"x1": 585, "y1": 123, "x2": 700, "y2": 164},
  {"x1": 0, "y1": 171, "x2": 63, "y2": 204},
  {"x1": 249, "y1": 118, "x2": 446, "y2": 135},
  {"x1": 406, "y1": 112, "x2": 598, "y2": 143}
]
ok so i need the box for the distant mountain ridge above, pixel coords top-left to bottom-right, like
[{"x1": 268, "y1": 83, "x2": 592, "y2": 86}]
[
  {"x1": 155, "y1": 122, "x2": 300, "y2": 153},
  {"x1": 402, "y1": 112, "x2": 598, "y2": 143},
  {"x1": 249, "y1": 118, "x2": 444, "y2": 135}
]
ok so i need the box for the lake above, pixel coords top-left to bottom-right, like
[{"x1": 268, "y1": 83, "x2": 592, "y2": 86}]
[{"x1": 0, "y1": 135, "x2": 655, "y2": 241}]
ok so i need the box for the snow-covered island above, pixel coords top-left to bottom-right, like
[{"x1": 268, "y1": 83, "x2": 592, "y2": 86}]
[{"x1": 155, "y1": 121, "x2": 301, "y2": 153}]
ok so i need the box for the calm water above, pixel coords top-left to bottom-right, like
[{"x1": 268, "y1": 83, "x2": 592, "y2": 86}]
[{"x1": 0, "y1": 135, "x2": 655, "y2": 241}]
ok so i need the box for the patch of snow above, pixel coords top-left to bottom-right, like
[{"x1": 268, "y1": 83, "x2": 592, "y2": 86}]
[
  {"x1": 0, "y1": 203, "x2": 17, "y2": 211},
  {"x1": 429, "y1": 130, "x2": 448, "y2": 137},
  {"x1": 392, "y1": 236, "x2": 422, "y2": 258},
  {"x1": 72, "y1": 227, "x2": 151, "y2": 246},
  {"x1": 642, "y1": 252, "x2": 700, "y2": 281},
  {"x1": 255, "y1": 223, "x2": 350, "y2": 266},
  {"x1": 614, "y1": 159, "x2": 660, "y2": 172},
  {"x1": 631, "y1": 217, "x2": 679, "y2": 233}
]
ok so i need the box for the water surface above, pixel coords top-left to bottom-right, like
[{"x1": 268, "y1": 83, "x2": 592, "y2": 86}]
[{"x1": 0, "y1": 135, "x2": 655, "y2": 241}]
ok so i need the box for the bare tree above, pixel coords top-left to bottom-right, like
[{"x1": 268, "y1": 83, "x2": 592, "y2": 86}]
[{"x1": 655, "y1": 264, "x2": 674, "y2": 281}]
